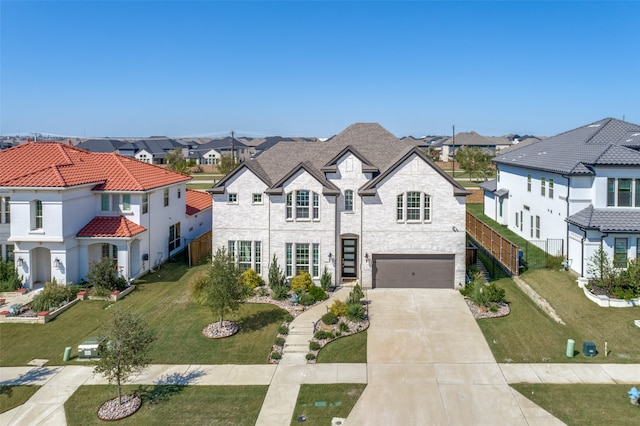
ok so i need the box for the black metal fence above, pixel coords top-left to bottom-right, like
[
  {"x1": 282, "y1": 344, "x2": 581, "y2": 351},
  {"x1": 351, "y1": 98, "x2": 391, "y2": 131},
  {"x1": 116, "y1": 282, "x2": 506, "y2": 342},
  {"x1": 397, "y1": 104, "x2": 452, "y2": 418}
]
[{"x1": 520, "y1": 239, "x2": 564, "y2": 270}]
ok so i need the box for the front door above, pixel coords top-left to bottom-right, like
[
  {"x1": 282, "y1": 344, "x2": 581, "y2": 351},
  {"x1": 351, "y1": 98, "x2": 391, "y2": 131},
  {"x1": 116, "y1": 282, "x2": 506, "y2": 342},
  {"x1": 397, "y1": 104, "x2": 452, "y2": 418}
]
[{"x1": 341, "y1": 239, "x2": 357, "y2": 279}]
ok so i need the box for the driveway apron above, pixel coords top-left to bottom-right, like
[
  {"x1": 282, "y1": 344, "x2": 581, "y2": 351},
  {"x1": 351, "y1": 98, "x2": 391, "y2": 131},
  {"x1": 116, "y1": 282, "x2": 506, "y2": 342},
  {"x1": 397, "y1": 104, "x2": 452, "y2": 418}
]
[{"x1": 347, "y1": 289, "x2": 563, "y2": 425}]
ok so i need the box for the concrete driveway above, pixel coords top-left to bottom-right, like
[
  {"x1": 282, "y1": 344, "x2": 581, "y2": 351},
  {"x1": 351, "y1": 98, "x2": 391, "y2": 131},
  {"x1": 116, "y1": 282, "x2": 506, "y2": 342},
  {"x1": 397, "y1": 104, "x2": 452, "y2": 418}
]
[{"x1": 346, "y1": 289, "x2": 563, "y2": 425}]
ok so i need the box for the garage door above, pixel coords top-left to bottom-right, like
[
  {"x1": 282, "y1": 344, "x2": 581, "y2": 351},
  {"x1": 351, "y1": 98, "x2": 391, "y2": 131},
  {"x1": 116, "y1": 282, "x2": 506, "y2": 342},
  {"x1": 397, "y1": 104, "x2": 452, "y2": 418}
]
[{"x1": 372, "y1": 254, "x2": 455, "y2": 289}]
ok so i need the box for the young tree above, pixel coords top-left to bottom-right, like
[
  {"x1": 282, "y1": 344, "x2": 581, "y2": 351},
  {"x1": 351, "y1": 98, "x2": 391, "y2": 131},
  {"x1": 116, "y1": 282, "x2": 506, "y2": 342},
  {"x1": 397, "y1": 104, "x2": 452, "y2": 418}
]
[
  {"x1": 267, "y1": 255, "x2": 289, "y2": 300},
  {"x1": 218, "y1": 153, "x2": 239, "y2": 175},
  {"x1": 165, "y1": 147, "x2": 195, "y2": 174},
  {"x1": 455, "y1": 146, "x2": 494, "y2": 181},
  {"x1": 94, "y1": 307, "x2": 156, "y2": 405},
  {"x1": 194, "y1": 247, "x2": 245, "y2": 326}
]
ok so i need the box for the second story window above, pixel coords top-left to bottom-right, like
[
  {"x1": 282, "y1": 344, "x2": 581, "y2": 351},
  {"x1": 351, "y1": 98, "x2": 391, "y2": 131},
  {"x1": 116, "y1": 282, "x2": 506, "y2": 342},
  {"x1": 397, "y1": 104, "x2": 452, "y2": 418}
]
[
  {"x1": 608, "y1": 178, "x2": 636, "y2": 207},
  {"x1": 164, "y1": 188, "x2": 170, "y2": 207},
  {"x1": 527, "y1": 174, "x2": 531, "y2": 192},
  {"x1": 2, "y1": 197, "x2": 10, "y2": 224},
  {"x1": 122, "y1": 194, "x2": 131, "y2": 211},
  {"x1": 286, "y1": 190, "x2": 320, "y2": 221},
  {"x1": 396, "y1": 192, "x2": 431, "y2": 223},
  {"x1": 548, "y1": 179, "x2": 554, "y2": 198},
  {"x1": 101, "y1": 194, "x2": 110, "y2": 211},
  {"x1": 541, "y1": 177, "x2": 546, "y2": 197},
  {"x1": 32, "y1": 200, "x2": 43, "y2": 230},
  {"x1": 252, "y1": 193, "x2": 262, "y2": 204},
  {"x1": 344, "y1": 190, "x2": 354, "y2": 212},
  {"x1": 228, "y1": 193, "x2": 237, "y2": 203},
  {"x1": 142, "y1": 193, "x2": 149, "y2": 214}
]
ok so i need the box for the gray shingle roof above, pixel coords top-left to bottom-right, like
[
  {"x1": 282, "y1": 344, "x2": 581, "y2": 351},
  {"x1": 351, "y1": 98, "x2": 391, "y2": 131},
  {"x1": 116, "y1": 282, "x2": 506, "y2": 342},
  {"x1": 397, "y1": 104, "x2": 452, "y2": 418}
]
[
  {"x1": 566, "y1": 205, "x2": 640, "y2": 233},
  {"x1": 479, "y1": 179, "x2": 497, "y2": 192},
  {"x1": 493, "y1": 118, "x2": 640, "y2": 175}
]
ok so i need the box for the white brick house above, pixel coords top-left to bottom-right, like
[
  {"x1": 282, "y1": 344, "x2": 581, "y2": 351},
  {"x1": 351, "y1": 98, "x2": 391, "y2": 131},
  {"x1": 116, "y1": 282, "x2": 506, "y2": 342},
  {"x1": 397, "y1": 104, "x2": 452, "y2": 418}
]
[
  {"x1": 0, "y1": 142, "x2": 211, "y2": 288},
  {"x1": 481, "y1": 118, "x2": 640, "y2": 278},
  {"x1": 211, "y1": 123, "x2": 470, "y2": 289}
]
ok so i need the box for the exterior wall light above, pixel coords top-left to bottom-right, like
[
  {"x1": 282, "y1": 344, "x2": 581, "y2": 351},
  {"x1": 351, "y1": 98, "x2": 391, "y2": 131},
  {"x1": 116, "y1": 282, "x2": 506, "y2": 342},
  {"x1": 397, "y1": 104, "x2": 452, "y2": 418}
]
[
  {"x1": 17, "y1": 257, "x2": 24, "y2": 267},
  {"x1": 54, "y1": 258, "x2": 62, "y2": 269},
  {"x1": 365, "y1": 253, "x2": 370, "y2": 264}
]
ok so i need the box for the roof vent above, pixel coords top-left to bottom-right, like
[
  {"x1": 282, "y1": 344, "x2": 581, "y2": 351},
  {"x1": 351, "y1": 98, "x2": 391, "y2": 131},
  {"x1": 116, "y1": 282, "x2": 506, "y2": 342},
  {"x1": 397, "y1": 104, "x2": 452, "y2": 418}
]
[{"x1": 587, "y1": 124, "x2": 601, "y2": 128}]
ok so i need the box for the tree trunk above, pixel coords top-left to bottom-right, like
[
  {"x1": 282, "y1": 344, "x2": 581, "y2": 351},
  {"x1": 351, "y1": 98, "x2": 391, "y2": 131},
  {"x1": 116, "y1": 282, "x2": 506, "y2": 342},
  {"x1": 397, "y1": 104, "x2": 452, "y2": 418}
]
[{"x1": 117, "y1": 376, "x2": 122, "y2": 405}]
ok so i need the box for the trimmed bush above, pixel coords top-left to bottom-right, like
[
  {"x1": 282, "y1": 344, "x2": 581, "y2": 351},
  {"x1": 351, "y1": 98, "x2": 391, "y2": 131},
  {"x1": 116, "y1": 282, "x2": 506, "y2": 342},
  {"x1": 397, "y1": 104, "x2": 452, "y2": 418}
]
[
  {"x1": 87, "y1": 257, "x2": 127, "y2": 293},
  {"x1": 299, "y1": 292, "x2": 315, "y2": 306},
  {"x1": 282, "y1": 312, "x2": 294, "y2": 322},
  {"x1": 329, "y1": 300, "x2": 348, "y2": 317},
  {"x1": 347, "y1": 302, "x2": 365, "y2": 322},
  {"x1": 278, "y1": 325, "x2": 289, "y2": 335},
  {"x1": 0, "y1": 260, "x2": 22, "y2": 292},
  {"x1": 309, "y1": 341, "x2": 321, "y2": 351},
  {"x1": 270, "y1": 351, "x2": 282, "y2": 360},
  {"x1": 322, "y1": 311, "x2": 338, "y2": 325},
  {"x1": 338, "y1": 322, "x2": 350, "y2": 332},
  {"x1": 242, "y1": 268, "x2": 264, "y2": 289},
  {"x1": 306, "y1": 353, "x2": 316, "y2": 361},
  {"x1": 308, "y1": 285, "x2": 327, "y2": 302},
  {"x1": 274, "y1": 337, "x2": 285, "y2": 347},
  {"x1": 290, "y1": 271, "x2": 313, "y2": 293},
  {"x1": 314, "y1": 330, "x2": 334, "y2": 340}
]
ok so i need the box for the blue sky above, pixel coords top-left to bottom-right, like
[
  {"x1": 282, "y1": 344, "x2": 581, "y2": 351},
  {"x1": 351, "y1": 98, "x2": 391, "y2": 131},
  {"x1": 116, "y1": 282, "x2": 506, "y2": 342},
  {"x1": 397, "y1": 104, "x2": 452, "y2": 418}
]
[{"x1": 1, "y1": 1, "x2": 638, "y2": 138}]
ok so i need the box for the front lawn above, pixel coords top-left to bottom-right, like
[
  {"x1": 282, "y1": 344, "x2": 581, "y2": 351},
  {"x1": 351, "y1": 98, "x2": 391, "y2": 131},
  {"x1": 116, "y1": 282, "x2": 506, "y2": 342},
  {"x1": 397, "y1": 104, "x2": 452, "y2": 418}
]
[
  {"x1": 290, "y1": 384, "x2": 366, "y2": 425},
  {"x1": 0, "y1": 262, "x2": 286, "y2": 366},
  {"x1": 65, "y1": 385, "x2": 267, "y2": 425},
  {"x1": 511, "y1": 384, "x2": 639, "y2": 426},
  {"x1": 316, "y1": 331, "x2": 367, "y2": 364},
  {"x1": 476, "y1": 272, "x2": 640, "y2": 363},
  {"x1": 0, "y1": 385, "x2": 40, "y2": 413}
]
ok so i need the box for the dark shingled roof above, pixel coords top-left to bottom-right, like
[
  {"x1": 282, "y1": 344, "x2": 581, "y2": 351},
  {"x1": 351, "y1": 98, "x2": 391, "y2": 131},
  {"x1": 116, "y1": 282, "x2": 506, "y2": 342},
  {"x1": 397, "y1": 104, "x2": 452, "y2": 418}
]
[
  {"x1": 493, "y1": 118, "x2": 640, "y2": 175},
  {"x1": 479, "y1": 179, "x2": 497, "y2": 192},
  {"x1": 566, "y1": 205, "x2": 640, "y2": 233},
  {"x1": 211, "y1": 123, "x2": 466, "y2": 196}
]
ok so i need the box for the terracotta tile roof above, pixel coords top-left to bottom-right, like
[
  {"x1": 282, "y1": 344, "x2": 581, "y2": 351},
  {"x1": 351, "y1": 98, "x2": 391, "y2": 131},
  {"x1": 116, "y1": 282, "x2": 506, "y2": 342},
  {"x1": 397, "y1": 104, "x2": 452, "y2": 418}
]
[
  {"x1": 0, "y1": 142, "x2": 191, "y2": 190},
  {"x1": 185, "y1": 189, "x2": 212, "y2": 215},
  {"x1": 77, "y1": 216, "x2": 147, "y2": 238}
]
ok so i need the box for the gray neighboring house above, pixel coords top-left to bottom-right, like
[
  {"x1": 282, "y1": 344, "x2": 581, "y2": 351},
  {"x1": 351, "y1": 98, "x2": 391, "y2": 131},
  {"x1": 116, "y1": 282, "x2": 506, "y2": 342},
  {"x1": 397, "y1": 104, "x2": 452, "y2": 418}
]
[
  {"x1": 481, "y1": 117, "x2": 640, "y2": 278},
  {"x1": 439, "y1": 131, "x2": 513, "y2": 161}
]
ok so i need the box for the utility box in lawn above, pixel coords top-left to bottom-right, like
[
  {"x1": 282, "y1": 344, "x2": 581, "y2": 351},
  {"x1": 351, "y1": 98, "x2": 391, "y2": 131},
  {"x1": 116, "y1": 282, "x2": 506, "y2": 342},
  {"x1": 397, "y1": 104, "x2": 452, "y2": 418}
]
[
  {"x1": 78, "y1": 336, "x2": 104, "y2": 359},
  {"x1": 583, "y1": 341, "x2": 597, "y2": 357}
]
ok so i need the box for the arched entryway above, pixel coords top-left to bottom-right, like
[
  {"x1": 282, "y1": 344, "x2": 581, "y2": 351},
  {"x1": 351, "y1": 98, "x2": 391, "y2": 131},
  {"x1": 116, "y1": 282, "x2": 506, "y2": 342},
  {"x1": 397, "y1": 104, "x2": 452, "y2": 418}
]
[{"x1": 31, "y1": 247, "x2": 51, "y2": 288}]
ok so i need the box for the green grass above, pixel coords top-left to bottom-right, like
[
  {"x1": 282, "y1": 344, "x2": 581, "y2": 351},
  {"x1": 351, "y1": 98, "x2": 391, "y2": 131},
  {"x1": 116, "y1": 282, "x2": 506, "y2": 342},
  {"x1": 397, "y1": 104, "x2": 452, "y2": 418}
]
[
  {"x1": 0, "y1": 385, "x2": 40, "y2": 413},
  {"x1": 189, "y1": 173, "x2": 223, "y2": 181},
  {"x1": 316, "y1": 331, "x2": 367, "y2": 363},
  {"x1": 0, "y1": 262, "x2": 286, "y2": 366},
  {"x1": 476, "y1": 273, "x2": 640, "y2": 363},
  {"x1": 186, "y1": 182, "x2": 214, "y2": 190},
  {"x1": 511, "y1": 384, "x2": 639, "y2": 426},
  {"x1": 65, "y1": 385, "x2": 267, "y2": 426},
  {"x1": 290, "y1": 384, "x2": 366, "y2": 425}
]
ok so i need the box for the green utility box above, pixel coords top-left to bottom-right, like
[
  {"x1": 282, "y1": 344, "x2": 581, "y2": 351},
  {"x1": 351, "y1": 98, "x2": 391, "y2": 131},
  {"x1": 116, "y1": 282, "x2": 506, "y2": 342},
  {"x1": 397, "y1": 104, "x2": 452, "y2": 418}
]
[{"x1": 78, "y1": 336, "x2": 104, "y2": 359}]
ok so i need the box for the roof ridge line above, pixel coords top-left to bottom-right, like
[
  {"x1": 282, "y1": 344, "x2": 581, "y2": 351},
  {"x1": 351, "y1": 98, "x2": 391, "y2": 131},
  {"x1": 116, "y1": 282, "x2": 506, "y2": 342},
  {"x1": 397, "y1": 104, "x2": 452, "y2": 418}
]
[
  {"x1": 111, "y1": 154, "x2": 144, "y2": 190},
  {"x1": 584, "y1": 117, "x2": 613, "y2": 144}
]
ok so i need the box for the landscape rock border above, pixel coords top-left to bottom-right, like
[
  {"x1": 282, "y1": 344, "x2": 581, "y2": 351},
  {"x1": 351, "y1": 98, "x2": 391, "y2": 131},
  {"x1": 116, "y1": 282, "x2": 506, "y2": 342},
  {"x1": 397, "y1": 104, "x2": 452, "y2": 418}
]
[
  {"x1": 97, "y1": 394, "x2": 141, "y2": 421},
  {"x1": 202, "y1": 320, "x2": 239, "y2": 339}
]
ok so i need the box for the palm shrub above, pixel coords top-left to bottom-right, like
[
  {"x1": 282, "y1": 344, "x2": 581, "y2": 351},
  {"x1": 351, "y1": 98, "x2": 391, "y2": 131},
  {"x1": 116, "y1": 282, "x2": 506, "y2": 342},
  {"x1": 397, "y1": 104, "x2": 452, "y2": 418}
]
[
  {"x1": 0, "y1": 260, "x2": 22, "y2": 292},
  {"x1": 291, "y1": 271, "x2": 313, "y2": 294},
  {"x1": 320, "y1": 266, "x2": 332, "y2": 291},
  {"x1": 347, "y1": 302, "x2": 365, "y2": 322},
  {"x1": 31, "y1": 281, "x2": 79, "y2": 312},
  {"x1": 348, "y1": 283, "x2": 364, "y2": 304}
]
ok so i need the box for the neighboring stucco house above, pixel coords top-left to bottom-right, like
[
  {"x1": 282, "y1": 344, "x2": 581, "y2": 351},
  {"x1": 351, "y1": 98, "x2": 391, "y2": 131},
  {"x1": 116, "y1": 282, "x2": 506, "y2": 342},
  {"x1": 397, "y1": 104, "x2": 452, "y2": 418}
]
[
  {"x1": 481, "y1": 117, "x2": 640, "y2": 278},
  {"x1": 211, "y1": 123, "x2": 470, "y2": 289},
  {"x1": 0, "y1": 142, "x2": 212, "y2": 288}
]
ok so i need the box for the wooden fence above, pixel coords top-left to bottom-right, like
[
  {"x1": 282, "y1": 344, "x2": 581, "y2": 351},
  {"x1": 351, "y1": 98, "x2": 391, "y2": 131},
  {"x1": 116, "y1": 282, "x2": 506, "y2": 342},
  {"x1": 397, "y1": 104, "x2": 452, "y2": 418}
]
[
  {"x1": 188, "y1": 231, "x2": 212, "y2": 266},
  {"x1": 466, "y1": 212, "x2": 520, "y2": 275}
]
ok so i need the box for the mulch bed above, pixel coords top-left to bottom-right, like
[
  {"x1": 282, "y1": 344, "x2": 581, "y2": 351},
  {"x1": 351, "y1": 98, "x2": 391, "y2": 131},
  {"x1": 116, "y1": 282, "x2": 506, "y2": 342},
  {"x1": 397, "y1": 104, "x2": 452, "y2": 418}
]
[
  {"x1": 202, "y1": 320, "x2": 239, "y2": 339},
  {"x1": 97, "y1": 394, "x2": 141, "y2": 421}
]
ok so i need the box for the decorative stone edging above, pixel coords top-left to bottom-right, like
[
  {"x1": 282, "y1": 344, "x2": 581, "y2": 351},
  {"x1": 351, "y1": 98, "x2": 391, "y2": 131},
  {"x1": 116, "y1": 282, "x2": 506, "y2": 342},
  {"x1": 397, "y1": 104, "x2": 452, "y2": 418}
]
[
  {"x1": 88, "y1": 285, "x2": 136, "y2": 302},
  {"x1": 513, "y1": 275, "x2": 565, "y2": 325},
  {"x1": 0, "y1": 298, "x2": 80, "y2": 324}
]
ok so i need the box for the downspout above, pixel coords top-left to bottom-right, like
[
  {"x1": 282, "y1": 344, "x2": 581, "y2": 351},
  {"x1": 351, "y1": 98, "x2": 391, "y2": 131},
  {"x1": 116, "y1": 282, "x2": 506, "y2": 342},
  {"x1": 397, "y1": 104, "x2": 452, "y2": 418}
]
[
  {"x1": 564, "y1": 175, "x2": 571, "y2": 263},
  {"x1": 360, "y1": 192, "x2": 364, "y2": 283},
  {"x1": 581, "y1": 227, "x2": 587, "y2": 277}
]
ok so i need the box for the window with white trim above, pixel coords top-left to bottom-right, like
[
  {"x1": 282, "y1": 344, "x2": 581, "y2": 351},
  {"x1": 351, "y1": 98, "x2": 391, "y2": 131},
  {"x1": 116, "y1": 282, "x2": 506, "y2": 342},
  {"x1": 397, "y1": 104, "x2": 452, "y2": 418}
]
[
  {"x1": 396, "y1": 192, "x2": 431, "y2": 223},
  {"x1": 164, "y1": 188, "x2": 169, "y2": 207},
  {"x1": 102, "y1": 243, "x2": 118, "y2": 266},
  {"x1": 32, "y1": 200, "x2": 43, "y2": 230},
  {"x1": 548, "y1": 179, "x2": 554, "y2": 199},
  {"x1": 228, "y1": 240, "x2": 262, "y2": 273},
  {"x1": 101, "y1": 194, "x2": 109, "y2": 211},
  {"x1": 284, "y1": 242, "x2": 320, "y2": 277},
  {"x1": 535, "y1": 215, "x2": 540, "y2": 238},
  {"x1": 541, "y1": 177, "x2": 546, "y2": 197},
  {"x1": 142, "y1": 193, "x2": 149, "y2": 214},
  {"x1": 527, "y1": 174, "x2": 531, "y2": 192},
  {"x1": 252, "y1": 193, "x2": 262, "y2": 204},
  {"x1": 1, "y1": 197, "x2": 10, "y2": 224},
  {"x1": 228, "y1": 193, "x2": 237, "y2": 203},
  {"x1": 286, "y1": 190, "x2": 320, "y2": 221},
  {"x1": 608, "y1": 178, "x2": 637, "y2": 207},
  {"x1": 614, "y1": 238, "x2": 628, "y2": 268},
  {"x1": 6, "y1": 244, "x2": 14, "y2": 262},
  {"x1": 122, "y1": 194, "x2": 131, "y2": 211},
  {"x1": 169, "y1": 223, "x2": 181, "y2": 251},
  {"x1": 238, "y1": 241, "x2": 252, "y2": 271}
]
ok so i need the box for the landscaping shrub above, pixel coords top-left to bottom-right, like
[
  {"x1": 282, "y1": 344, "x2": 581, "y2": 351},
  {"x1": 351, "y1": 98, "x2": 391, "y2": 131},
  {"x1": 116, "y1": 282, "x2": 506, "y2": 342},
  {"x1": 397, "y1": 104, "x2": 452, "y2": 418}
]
[
  {"x1": 274, "y1": 337, "x2": 285, "y2": 347},
  {"x1": 348, "y1": 283, "x2": 364, "y2": 304},
  {"x1": 347, "y1": 302, "x2": 365, "y2": 322},
  {"x1": 270, "y1": 351, "x2": 282, "y2": 360},
  {"x1": 299, "y1": 292, "x2": 315, "y2": 306},
  {"x1": 320, "y1": 266, "x2": 332, "y2": 291},
  {"x1": 268, "y1": 255, "x2": 289, "y2": 300},
  {"x1": 338, "y1": 322, "x2": 350, "y2": 332},
  {"x1": 335, "y1": 331, "x2": 342, "y2": 337},
  {"x1": 31, "y1": 281, "x2": 78, "y2": 312},
  {"x1": 308, "y1": 285, "x2": 327, "y2": 302},
  {"x1": 329, "y1": 300, "x2": 348, "y2": 317},
  {"x1": 242, "y1": 268, "x2": 264, "y2": 289},
  {"x1": 87, "y1": 257, "x2": 127, "y2": 293},
  {"x1": 257, "y1": 286, "x2": 269, "y2": 297},
  {"x1": 587, "y1": 249, "x2": 640, "y2": 299},
  {"x1": 278, "y1": 325, "x2": 289, "y2": 335},
  {"x1": 322, "y1": 311, "x2": 338, "y2": 325},
  {"x1": 306, "y1": 353, "x2": 316, "y2": 361},
  {"x1": 314, "y1": 330, "x2": 334, "y2": 340},
  {"x1": 309, "y1": 341, "x2": 321, "y2": 351},
  {"x1": 282, "y1": 312, "x2": 294, "y2": 322},
  {"x1": 0, "y1": 260, "x2": 22, "y2": 292},
  {"x1": 271, "y1": 285, "x2": 289, "y2": 301},
  {"x1": 291, "y1": 271, "x2": 313, "y2": 293},
  {"x1": 460, "y1": 272, "x2": 506, "y2": 312}
]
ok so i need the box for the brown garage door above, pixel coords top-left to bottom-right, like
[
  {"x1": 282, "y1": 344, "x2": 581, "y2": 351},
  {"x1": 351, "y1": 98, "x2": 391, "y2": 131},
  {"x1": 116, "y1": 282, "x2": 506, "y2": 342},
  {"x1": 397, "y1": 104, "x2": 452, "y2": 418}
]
[{"x1": 372, "y1": 254, "x2": 455, "y2": 289}]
